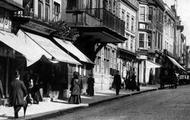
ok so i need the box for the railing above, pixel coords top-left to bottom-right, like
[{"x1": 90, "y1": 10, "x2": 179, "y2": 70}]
[
  {"x1": 66, "y1": 8, "x2": 125, "y2": 36},
  {"x1": 13, "y1": 10, "x2": 55, "y2": 23},
  {"x1": 85, "y1": 8, "x2": 125, "y2": 36}
]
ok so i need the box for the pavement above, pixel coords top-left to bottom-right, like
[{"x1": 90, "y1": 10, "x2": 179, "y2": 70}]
[{"x1": 0, "y1": 85, "x2": 160, "y2": 120}]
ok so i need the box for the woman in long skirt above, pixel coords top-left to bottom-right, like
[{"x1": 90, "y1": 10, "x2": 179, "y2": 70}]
[{"x1": 68, "y1": 72, "x2": 83, "y2": 104}]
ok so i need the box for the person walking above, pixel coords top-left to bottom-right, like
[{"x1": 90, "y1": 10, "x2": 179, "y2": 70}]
[
  {"x1": 113, "y1": 71, "x2": 121, "y2": 95},
  {"x1": 131, "y1": 71, "x2": 137, "y2": 91},
  {"x1": 68, "y1": 72, "x2": 83, "y2": 104},
  {"x1": 124, "y1": 71, "x2": 130, "y2": 90},
  {"x1": 86, "y1": 73, "x2": 95, "y2": 96},
  {"x1": 9, "y1": 71, "x2": 28, "y2": 118}
]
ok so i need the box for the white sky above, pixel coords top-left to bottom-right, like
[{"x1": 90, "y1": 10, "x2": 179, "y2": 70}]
[{"x1": 164, "y1": 0, "x2": 190, "y2": 45}]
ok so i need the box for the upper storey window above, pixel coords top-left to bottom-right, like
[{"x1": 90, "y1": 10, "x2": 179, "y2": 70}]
[{"x1": 140, "y1": 6, "x2": 145, "y2": 21}]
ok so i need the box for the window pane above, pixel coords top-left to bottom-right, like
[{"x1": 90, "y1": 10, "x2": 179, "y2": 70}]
[
  {"x1": 140, "y1": 6, "x2": 145, "y2": 21},
  {"x1": 139, "y1": 33, "x2": 144, "y2": 48},
  {"x1": 45, "y1": 5, "x2": 49, "y2": 21}
]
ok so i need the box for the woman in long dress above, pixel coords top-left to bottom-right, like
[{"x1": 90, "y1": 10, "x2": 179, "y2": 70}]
[{"x1": 68, "y1": 72, "x2": 83, "y2": 104}]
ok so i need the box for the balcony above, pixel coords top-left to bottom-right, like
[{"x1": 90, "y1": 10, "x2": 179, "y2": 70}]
[
  {"x1": 13, "y1": 11, "x2": 56, "y2": 35},
  {"x1": 66, "y1": 8, "x2": 125, "y2": 36}
]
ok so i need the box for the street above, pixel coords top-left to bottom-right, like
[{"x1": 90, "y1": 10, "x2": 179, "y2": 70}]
[{"x1": 47, "y1": 85, "x2": 190, "y2": 120}]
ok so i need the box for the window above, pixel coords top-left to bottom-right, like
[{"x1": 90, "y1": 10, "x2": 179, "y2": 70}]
[
  {"x1": 149, "y1": 7, "x2": 153, "y2": 21},
  {"x1": 131, "y1": 16, "x2": 134, "y2": 32},
  {"x1": 148, "y1": 33, "x2": 152, "y2": 49},
  {"x1": 54, "y1": 2, "x2": 60, "y2": 15},
  {"x1": 67, "y1": 0, "x2": 77, "y2": 10},
  {"x1": 131, "y1": 36, "x2": 134, "y2": 51},
  {"x1": 140, "y1": 6, "x2": 145, "y2": 21},
  {"x1": 121, "y1": 9, "x2": 125, "y2": 21},
  {"x1": 126, "y1": 13, "x2": 130, "y2": 30},
  {"x1": 54, "y1": 2, "x2": 60, "y2": 21},
  {"x1": 45, "y1": 2, "x2": 50, "y2": 21},
  {"x1": 139, "y1": 33, "x2": 145, "y2": 48},
  {"x1": 38, "y1": 0, "x2": 43, "y2": 19},
  {"x1": 125, "y1": 34, "x2": 129, "y2": 49}
]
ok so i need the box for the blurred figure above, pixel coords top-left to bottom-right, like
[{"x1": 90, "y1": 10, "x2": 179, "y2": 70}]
[
  {"x1": 113, "y1": 71, "x2": 121, "y2": 95},
  {"x1": 68, "y1": 72, "x2": 83, "y2": 104},
  {"x1": 9, "y1": 71, "x2": 27, "y2": 118},
  {"x1": 130, "y1": 71, "x2": 137, "y2": 91},
  {"x1": 86, "y1": 73, "x2": 95, "y2": 96},
  {"x1": 0, "y1": 79, "x2": 4, "y2": 99},
  {"x1": 125, "y1": 71, "x2": 130, "y2": 90}
]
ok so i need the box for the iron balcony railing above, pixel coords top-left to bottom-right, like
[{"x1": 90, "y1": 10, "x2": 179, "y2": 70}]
[{"x1": 67, "y1": 8, "x2": 125, "y2": 36}]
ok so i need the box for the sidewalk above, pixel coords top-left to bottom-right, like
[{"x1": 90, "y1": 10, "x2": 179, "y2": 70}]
[{"x1": 0, "y1": 85, "x2": 159, "y2": 120}]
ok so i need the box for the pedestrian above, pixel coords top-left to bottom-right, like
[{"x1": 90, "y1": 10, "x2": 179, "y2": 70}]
[
  {"x1": 124, "y1": 71, "x2": 130, "y2": 90},
  {"x1": 9, "y1": 71, "x2": 28, "y2": 118},
  {"x1": 86, "y1": 73, "x2": 95, "y2": 96},
  {"x1": 68, "y1": 71, "x2": 83, "y2": 104},
  {"x1": 113, "y1": 71, "x2": 121, "y2": 95},
  {"x1": 131, "y1": 71, "x2": 137, "y2": 91}
]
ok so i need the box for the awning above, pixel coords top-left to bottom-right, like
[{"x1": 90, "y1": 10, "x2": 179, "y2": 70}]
[
  {"x1": 53, "y1": 37, "x2": 93, "y2": 64},
  {"x1": 167, "y1": 56, "x2": 185, "y2": 71},
  {"x1": 146, "y1": 60, "x2": 161, "y2": 68},
  {"x1": 24, "y1": 31, "x2": 81, "y2": 65},
  {"x1": 0, "y1": 30, "x2": 53, "y2": 66}
]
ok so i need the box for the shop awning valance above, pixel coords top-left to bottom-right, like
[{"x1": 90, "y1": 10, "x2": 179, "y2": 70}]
[
  {"x1": 24, "y1": 31, "x2": 81, "y2": 65},
  {"x1": 146, "y1": 60, "x2": 161, "y2": 68},
  {"x1": 53, "y1": 37, "x2": 93, "y2": 64},
  {"x1": 167, "y1": 56, "x2": 185, "y2": 71}
]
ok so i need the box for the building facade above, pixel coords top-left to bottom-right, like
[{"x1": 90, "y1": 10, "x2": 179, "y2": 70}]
[
  {"x1": 117, "y1": 0, "x2": 139, "y2": 84},
  {"x1": 163, "y1": 4, "x2": 175, "y2": 55},
  {"x1": 63, "y1": 0, "x2": 126, "y2": 90},
  {"x1": 137, "y1": 0, "x2": 165, "y2": 85},
  {"x1": 0, "y1": 0, "x2": 24, "y2": 98}
]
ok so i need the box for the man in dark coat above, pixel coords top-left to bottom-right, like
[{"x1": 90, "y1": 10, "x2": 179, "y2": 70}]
[
  {"x1": 86, "y1": 73, "x2": 95, "y2": 96},
  {"x1": 113, "y1": 71, "x2": 121, "y2": 95},
  {"x1": 9, "y1": 71, "x2": 27, "y2": 118}
]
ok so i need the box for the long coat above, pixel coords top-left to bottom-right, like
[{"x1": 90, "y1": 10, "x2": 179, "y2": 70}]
[
  {"x1": 70, "y1": 78, "x2": 83, "y2": 95},
  {"x1": 113, "y1": 74, "x2": 121, "y2": 90},
  {"x1": 9, "y1": 79, "x2": 27, "y2": 106}
]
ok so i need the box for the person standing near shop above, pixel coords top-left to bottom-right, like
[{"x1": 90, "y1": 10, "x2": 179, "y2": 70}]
[
  {"x1": 113, "y1": 71, "x2": 121, "y2": 95},
  {"x1": 86, "y1": 73, "x2": 95, "y2": 96},
  {"x1": 9, "y1": 71, "x2": 27, "y2": 118},
  {"x1": 68, "y1": 71, "x2": 83, "y2": 104}
]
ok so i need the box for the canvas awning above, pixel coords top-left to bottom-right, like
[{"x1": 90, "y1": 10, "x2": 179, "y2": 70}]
[
  {"x1": 167, "y1": 56, "x2": 185, "y2": 71},
  {"x1": 53, "y1": 37, "x2": 93, "y2": 64},
  {"x1": 146, "y1": 60, "x2": 161, "y2": 68},
  {"x1": 24, "y1": 31, "x2": 81, "y2": 65},
  {"x1": 0, "y1": 30, "x2": 54, "y2": 66}
]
